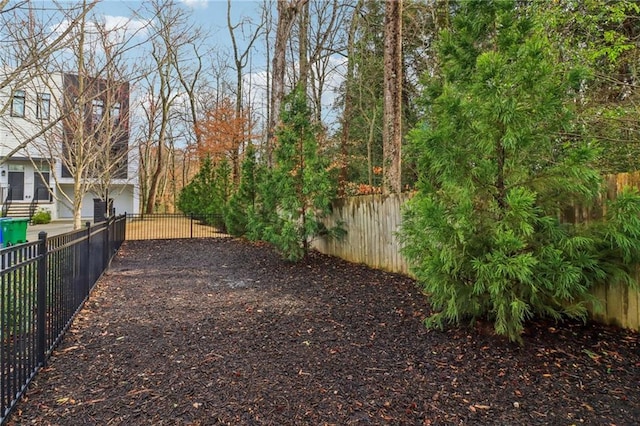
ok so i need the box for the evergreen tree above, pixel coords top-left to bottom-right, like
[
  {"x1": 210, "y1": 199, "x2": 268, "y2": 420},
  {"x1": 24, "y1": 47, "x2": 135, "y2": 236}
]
[
  {"x1": 245, "y1": 158, "x2": 279, "y2": 243},
  {"x1": 400, "y1": 0, "x2": 640, "y2": 343},
  {"x1": 177, "y1": 156, "x2": 231, "y2": 228},
  {"x1": 225, "y1": 144, "x2": 261, "y2": 236},
  {"x1": 177, "y1": 156, "x2": 215, "y2": 217},
  {"x1": 257, "y1": 85, "x2": 336, "y2": 261}
]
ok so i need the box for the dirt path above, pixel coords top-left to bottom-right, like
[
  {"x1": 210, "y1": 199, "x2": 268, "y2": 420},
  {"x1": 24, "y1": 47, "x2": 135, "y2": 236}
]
[{"x1": 6, "y1": 239, "x2": 639, "y2": 425}]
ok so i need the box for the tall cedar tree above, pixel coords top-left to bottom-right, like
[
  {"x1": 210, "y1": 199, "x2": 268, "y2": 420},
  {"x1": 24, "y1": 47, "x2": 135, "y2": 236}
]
[
  {"x1": 256, "y1": 86, "x2": 335, "y2": 261},
  {"x1": 400, "y1": 0, "x2": 640, "y2": 343}
]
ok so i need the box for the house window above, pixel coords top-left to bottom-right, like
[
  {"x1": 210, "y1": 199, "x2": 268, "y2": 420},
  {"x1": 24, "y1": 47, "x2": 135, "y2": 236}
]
[
  {"x1": 36, "y1": 92, "x2": 51, "y2": 120},
  {"x1": 92, "y1": 99, "x2": 104, "y2": 124},
  {"x1": 36, "y1": 163, "x2": 50, "y2": 172},
  {"x1": 11, "y1": 89, "x2": 25, "y2": 117},
  {"x1": 111, "y1": 102, "x2": 121, "y2": 125}
]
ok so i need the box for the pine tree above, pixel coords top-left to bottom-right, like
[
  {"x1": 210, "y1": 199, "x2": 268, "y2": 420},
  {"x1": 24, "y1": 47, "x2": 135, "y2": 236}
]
[
  {"x1": 258, "y1": 85, "x2": 336, "y2": 261},
  {"x1": 177, "y1": 156, "x2": 216, "y2": 217},
  {"x1": 177, "y1": 156, "x2": 231, "y2": 228},
  {"x1": 225, "y1": 144, "x2": 261, "y2": 236},
  {"x1": 400, "y1": 0, "x2": 640, "y2": 343}
]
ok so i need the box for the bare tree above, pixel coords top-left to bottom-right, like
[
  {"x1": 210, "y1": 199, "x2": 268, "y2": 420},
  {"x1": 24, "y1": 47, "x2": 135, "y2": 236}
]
[
  {"x1": 136, "y1": 79, "x2": 161, "y2": 215},
  {"x1": 1, "y1": 1, "x2": 155, "y2": 227},
  {"x1": 297, "y1": 0, "x2": 350, "y2": 124},
  {"x1": 0, "y1": 1, "x2": 97, "y2": 229},
  {"x1": 261, "y1": 0, "x2": 273, "y2": 155},
  {"x1": 382, "y1": 0, "x2": 402, "y2": 194},
  {"x1": 41, "y1": 2, "x2": 148, "y2": 228},
  {"x1": 227, "y1": 0, "x2": 264, "y2": 181},
  {"x1": 51, "y1": 1, "x2": 91, "y2": 229},
  {"x1": 137, "y1": 0, "x2": 205, "y2": 214},
  {"x1": 268, "y1": 0, "x2": 308, "y2": 164},
  {"x1": 172, "y1": 38, "x2": 221, "y2": 205},
  {"x1": 85, "y1": 18, "x2": 144, "y2": 213}
]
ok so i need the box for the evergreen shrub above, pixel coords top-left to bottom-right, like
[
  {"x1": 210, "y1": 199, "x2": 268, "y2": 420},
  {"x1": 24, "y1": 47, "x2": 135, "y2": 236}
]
[{"x1": 400, "y1": 0, "x2": 640, "y2": 343}]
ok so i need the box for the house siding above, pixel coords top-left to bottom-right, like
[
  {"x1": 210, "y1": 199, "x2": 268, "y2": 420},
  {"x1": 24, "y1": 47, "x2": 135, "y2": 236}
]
[{"x1": 0, "y1": 71, "x2": 138, "y2": 219}]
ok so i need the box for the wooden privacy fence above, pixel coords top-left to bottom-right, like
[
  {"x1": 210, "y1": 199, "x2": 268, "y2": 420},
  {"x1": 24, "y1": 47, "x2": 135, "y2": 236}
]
[
  {"x1": 313, "y1": 173, "x2": 640, "y2": 331},
  {"x1": 314, "y1": 194, "x2": 411, "y2": 276}
]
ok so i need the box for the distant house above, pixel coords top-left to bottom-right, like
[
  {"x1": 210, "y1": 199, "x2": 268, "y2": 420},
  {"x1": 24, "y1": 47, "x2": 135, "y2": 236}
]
[{"x1": 0, "y1": 71, "x2": 139, "y2": 220}]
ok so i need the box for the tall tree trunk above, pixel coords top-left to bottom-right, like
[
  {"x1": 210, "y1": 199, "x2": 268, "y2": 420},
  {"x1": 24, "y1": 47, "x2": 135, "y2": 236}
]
[
  {"x1": 146, "y1": 86, "x2": 169, "y2": 214},
  {"x1": 367, "y1": 107, "x2": 377, "y2": 187},
  {"x1": 298, "y1": 1, "x2": 309, "y2": 92},
  {"x1": 268, "y1": 0, "x2": 308, "y2": 165},
  {"x1": 228, "y1": 0, "x2": 263, "y2": 183},
  {"x1": 146, "y1": 139, "x2": 163, "y2": 214},
  {"x1": 72, "y1": 4, "x2": 87, "y2": 230},
  {"x1": 339, "y1": 0, "x2": 363, "y2": 196},
  {"x1": 382, "y1": 0, "x2": 402, "y2": 194}
]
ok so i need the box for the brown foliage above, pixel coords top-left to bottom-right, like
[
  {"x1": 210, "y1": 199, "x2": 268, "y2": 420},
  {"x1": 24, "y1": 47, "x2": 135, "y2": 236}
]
[{"x1": 194, "y1": 98, "x2": 253, "y2": 163}]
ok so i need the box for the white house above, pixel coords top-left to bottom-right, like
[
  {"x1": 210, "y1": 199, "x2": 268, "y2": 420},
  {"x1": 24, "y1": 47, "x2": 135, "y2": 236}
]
[{"x1": 0, "y1": 71, "x2": 139, "y2": 220}]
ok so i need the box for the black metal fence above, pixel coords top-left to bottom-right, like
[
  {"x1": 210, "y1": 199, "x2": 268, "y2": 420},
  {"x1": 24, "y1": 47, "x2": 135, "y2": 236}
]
[
  {"x1": 0, "y1": 212, "x2": 225, "y2": 424},
  {"x1": 125, "y1": 213, "x2": 228, "y2": 240},
  {"x1": 0, "y1": 215, "x2": 126, "y2": 424}
]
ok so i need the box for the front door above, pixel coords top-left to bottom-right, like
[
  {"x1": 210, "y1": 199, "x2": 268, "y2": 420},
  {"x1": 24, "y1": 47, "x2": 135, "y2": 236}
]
[
  {"x1": 34, "y1": 171, "x2": 50, "y2": 201},
  {"x1": 8, "y1": 167, "x2": 24, "y2": 201}
]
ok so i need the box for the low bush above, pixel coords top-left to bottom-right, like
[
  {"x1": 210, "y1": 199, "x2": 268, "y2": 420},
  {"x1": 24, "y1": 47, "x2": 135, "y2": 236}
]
[{"x1": 31, "y1": 209, "x2": 51, "y2": 224}]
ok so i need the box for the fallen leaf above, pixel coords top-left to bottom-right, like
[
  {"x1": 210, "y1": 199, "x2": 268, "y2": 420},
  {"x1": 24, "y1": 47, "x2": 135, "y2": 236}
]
[
  {"x1": 474, "y1": 404, "x2": 491, "y2": 410},
  {"x1": 581, "y1": 402, "x2": 594, "y2": 412}
]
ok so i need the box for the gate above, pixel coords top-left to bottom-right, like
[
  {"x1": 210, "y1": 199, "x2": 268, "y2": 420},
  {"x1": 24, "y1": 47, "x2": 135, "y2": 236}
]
[{"x1": 125, "y1": 213, "x2": 228, "y2": 241}]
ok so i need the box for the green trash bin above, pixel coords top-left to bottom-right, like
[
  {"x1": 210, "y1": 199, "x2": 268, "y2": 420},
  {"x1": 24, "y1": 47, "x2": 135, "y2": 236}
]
[{"x1": 1, "y1": 218, "x2": 29, "y2": 246}]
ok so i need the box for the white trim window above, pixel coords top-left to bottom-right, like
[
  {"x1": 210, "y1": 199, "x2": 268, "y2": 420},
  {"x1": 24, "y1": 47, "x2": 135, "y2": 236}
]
[
  {"x1": 11, "y1": 89, "x2": 25, "y2": 117},
  {"x1": 36, "y1": 92, "x2": 51, "y2": 120}
]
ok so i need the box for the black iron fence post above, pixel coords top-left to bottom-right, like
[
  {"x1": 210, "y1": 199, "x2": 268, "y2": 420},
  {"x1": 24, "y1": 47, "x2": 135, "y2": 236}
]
[
  {"x1": 190, "y1": 214, "x2": 194, "y2": 238},
  {"x1": 85, "y1": 222, "x2": 91, "y2": 295},
  {"x1": 36, "y1": 231, "x2": 48, "y2": 367},
  {"x1": 106, "y1": 217, "x2": 111, "y2": 267},
  {"x1": 102, "y1": 221, "x2": 107, "y2": 271}
]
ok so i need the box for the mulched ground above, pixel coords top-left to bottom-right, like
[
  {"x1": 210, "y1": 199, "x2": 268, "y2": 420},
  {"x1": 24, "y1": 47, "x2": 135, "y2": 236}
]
[{"x1": 6, "y1": 238, "x2": 640, "y2": 425}]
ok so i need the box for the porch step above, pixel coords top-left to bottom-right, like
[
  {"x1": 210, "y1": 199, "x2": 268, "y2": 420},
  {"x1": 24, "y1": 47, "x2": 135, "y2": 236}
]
[{"x1": 4, "y1": 202, "x2": 35, "y2": 219}]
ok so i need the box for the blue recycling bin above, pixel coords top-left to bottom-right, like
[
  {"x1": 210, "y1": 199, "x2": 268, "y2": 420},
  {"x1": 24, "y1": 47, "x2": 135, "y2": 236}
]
[{"x1": 0, "y1": 217, "x2": 11, "y2": 247}]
